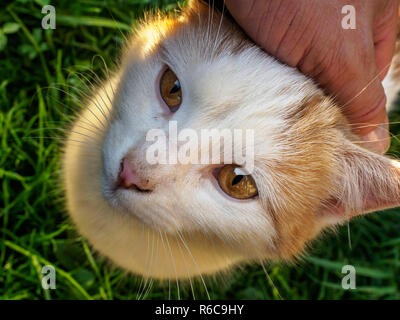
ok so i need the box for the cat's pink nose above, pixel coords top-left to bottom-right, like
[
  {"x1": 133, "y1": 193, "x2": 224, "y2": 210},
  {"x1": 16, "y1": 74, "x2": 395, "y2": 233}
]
[{"x1": 118, "y1": 158, "x2": 151, "y2": 191}]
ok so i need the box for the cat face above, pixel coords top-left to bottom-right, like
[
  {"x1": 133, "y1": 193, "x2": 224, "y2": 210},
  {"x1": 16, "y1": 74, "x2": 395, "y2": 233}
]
[
  {"x1": 64, "y1": 1, "x2": 400, "y2": 278},
  {"x1": 101, "y1": 1, "x2": 339, "y2": 255}
]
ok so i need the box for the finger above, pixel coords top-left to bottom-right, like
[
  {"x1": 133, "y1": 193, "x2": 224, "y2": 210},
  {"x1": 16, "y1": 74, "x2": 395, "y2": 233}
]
[
  {"x1": 223, "y1": 0, "x2": 258, "y2": 26},
  {"x1": 360, "y1": 114, "x2": 390, "y2": 154},
  {"x1": 224, "y1": 0, "x2": 306, "y2": 64},
  {"x1": 373, "y1": 0, "x2": 399, "y2": 79},
  {"x1": 314, "y1": 42, "x2": 390, "y2": 151},
  {"x1": 343, "y1": 73, "x2": 390, "y2": 153},
  {"x1": 311, "y1": 34, "x2": 388, "y2": 136},
  {"x1": 375, "y1": 37, "x2": 397, "y2": 80},
  {"x1": 344, "y1": 75, "x2": 388, "y2": 136}
]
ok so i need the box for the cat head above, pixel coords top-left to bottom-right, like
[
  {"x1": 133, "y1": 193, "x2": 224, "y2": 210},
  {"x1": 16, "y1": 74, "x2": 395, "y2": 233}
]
[{"x1": 64, "y1": 0, "x2": 400, "y2": 278}]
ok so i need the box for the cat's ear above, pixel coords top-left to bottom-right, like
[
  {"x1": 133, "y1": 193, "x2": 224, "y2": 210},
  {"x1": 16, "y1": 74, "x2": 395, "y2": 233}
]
[{"x1": 321, "y1": 140, "x2": 400, "y2": 224}]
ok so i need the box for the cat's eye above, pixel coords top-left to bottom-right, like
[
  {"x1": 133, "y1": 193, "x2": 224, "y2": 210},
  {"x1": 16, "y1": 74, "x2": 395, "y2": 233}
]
[
  {"x1": 159, "y1": 68, "x2": 182, "y2": 112},
  {"x1": 217, "y1": 165, "x2": 258, "y2": 199}
]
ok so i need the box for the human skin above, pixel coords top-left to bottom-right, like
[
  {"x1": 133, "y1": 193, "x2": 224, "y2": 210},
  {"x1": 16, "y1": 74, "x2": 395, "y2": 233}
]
[{"x1": 225, "y1": 0, "x2": 399, "y2": 153}]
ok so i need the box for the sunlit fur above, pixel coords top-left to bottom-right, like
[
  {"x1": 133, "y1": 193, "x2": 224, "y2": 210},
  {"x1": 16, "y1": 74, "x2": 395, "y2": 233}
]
[{"x1": 63, "y1": 1, "x2": 400, "y2": 279}]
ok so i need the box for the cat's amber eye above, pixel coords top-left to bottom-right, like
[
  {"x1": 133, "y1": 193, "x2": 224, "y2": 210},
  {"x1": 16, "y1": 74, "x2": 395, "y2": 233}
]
[
  {"x1": 159, "y1": 68, "x2": 182, "y2": 112},
  {"x1": 217, "y1": 165, "x2": 258, "y2": 200}
]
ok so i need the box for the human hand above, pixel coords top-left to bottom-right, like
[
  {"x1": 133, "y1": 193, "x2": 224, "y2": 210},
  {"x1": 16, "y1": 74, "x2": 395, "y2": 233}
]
[{"x1": 225, "y1": 0, "x2": 399, "y2": 153}]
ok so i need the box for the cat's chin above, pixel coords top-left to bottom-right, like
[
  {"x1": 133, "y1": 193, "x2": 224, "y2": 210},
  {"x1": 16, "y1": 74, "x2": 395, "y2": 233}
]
[{"x1": 102, "y1": 186, "x2": 186, "y2": 235}]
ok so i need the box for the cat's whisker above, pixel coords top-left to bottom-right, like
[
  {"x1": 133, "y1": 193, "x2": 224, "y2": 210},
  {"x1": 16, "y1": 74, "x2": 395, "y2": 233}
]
[
  {"x1": 27, "y1": 127, "x2": 103, "y2": 152},
  {"x1": 164, "y1": 231, "x2": 180, "y2": 300},
  {"x1": 158, "y1": 230, "x2": 173, "y2": 300},
  {"x1": 176, "y1": 234, "x2": 196, "y2": 300},
  {"x1": 206, "y1": 0, "x2": 212, "y2": 46},
  {"x1": 388, "y1": 131, "x2": 400, "y2": 146},
  {"x1": 73, "y1": 118, "x2": 105, "y2": 136},
  {"x1": 143, "y1": 230, "x2": 157, "y2": 299},
  {"x1": 139, "y1": 229, "x2": 156, "y2": 300},
  {"x1": 44, "y1": 84, "x2": 87, "y2": 110},
  {"x1": 177, "y1": 231, "x2": 210, "y2": 300},
  {"x1": 136, "y1": 276, "x2": 148, "y2": 300},
  {"x1": 259, "y1": 260, "x2": 283, "y2": 300},
  {"x1": 91, "y1": 92, "x2": 112, "y2": 127},
  {"x1": 47, "y1": 86, "x2": 107, "y2": 132},
  {"x1": 142, "y1": 278, "x2": 154, "y2": 300},
  {"x1": 89, "y1": 65, "x2": 116, "y2": 120},
  {"x1": 347, "y1": 221, "x2": 352, "y2": 250},
  {"x1": 45, "y1": 105, "x2": 79, "y2": 126},
  {"x1": 352, "y1": 136, "x2": 395, "y2": 144},
  {"x1": 66, "y1": 66, "x2": 99, "y2": 89},
  {"x1": 347, "y1": 120, "x2": 400, "y2": 128},
  {"x1": 136, "y1": 228, "x2": 151, "y2": 300},
  {"x1": 75, "y1": 61, "x2": 116, "y2": 121},
  {"x1": 42, "y1": 85, "x2": 84, "y2": 117},
  {"x1": 135, "y1": 227, "x2": 146, "y2": 300},
  {"x1": 142, "y1": 268, "x2": 155, "y2": 299},
  {"x1": 168, "y1": 279, "x2": 171, "y2": 300},
  {"x1": 210, "y1": 0, "x2": 215, "y2": 51},
  {"x1": 29, "y1": 126, "x2": 67, "y2": 134},
  {"x1": 152, "y1": 233, "x2": 162, "y2": 297},
  {"x1": 68, "y1": 70, "x2": 114, "y2": 123},
  {"x1": 346, "y1": 121, "x2": 400, "y2": 145},
  {"x1": 333, "y1": 61, "x2": 392, "y2": 110},
  {"x1": 63, "y1": 145, "x2": 103, "y2": 154},
  {"x1": 60, "y1": 80, "x2": 112, "y2": 128},
  {"x1": 195, "y1": 0, "x2": 202, "y2": 27},
  {"x1": 23, "y1": 136, "x2": 103, "y2": 151},
  {"x1": 41, "y1": 91, "x2": 104, "y2": 136},
  {"x1": 32, "y1": 127, "x2": 102, "y2": 146},
  {"x1": 71, "y1": 123, "x2": 103, "y2": 138},
  {"x1": 212, "y1": 0, "x2": 225, "y2": 58}
]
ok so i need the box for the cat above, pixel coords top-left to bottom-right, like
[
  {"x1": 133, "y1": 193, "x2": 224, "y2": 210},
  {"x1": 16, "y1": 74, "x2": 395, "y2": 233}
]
[{"x1": 63, "y1": 0, "x2": 400, "y2": 280}]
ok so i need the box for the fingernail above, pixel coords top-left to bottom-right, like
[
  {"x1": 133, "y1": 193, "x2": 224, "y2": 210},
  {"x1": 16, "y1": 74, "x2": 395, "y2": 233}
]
[{"x1": 360, "y1": 120, "x2": 390, "y2": 154}]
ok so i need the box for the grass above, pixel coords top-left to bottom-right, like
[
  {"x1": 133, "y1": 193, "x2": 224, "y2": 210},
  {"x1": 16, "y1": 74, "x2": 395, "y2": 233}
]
[{"x1": 1, "y1": 0, "x2": 400, "y2": 300}]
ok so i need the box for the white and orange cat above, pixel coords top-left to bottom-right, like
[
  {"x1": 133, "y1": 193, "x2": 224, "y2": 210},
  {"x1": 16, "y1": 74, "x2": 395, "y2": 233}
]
[{"x1": 63, "y1": 0, "x2": 400, "y2": 279}]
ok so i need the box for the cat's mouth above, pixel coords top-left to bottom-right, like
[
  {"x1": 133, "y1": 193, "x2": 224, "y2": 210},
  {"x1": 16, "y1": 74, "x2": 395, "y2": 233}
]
[{"x1": 115, "y1": 180, "x2": 152, "y2": 193}]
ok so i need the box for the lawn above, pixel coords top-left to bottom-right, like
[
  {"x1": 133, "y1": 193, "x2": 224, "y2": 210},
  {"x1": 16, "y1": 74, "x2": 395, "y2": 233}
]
[{"x1": 1, "y1": 0, "x2": 400, "y2": 300}]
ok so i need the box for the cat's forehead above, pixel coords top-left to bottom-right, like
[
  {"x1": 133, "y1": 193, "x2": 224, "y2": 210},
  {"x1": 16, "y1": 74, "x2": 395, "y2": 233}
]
[
  {"x1": 135, "y1": 16, "x2": 314, "y2": 116},
  {"x1": 117, "y1": 4, "x2": 347, "y2": 148}
]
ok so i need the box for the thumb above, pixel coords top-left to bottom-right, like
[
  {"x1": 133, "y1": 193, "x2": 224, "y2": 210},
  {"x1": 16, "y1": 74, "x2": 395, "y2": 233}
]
[{"x1": 316, "y1": 34, "x2": 390, "y2": 154}]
